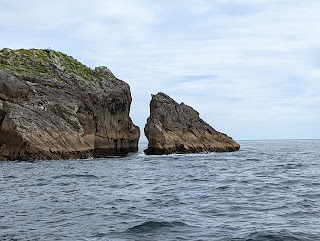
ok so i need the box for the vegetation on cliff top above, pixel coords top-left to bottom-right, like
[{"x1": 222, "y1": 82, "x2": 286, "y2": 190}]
[{"x1": 0, "y1": 48, "x2": 114, "y2": 88}]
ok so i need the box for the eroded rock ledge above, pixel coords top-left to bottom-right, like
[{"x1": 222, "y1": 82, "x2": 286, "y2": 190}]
[
  {"x1": 144, "y1": 92, "x2": 240, "y2": 155},
  {"x1": 0, "y1": 48, "x2": 140, "y2": 160}
]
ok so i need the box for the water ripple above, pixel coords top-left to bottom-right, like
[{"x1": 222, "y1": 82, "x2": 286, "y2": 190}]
[{"x1": 0, "y1": 140, "x2": 320, "y2": 240}]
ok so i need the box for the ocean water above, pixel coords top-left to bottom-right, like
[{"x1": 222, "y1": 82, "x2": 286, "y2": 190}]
[{"x1": 1, "y1": 140, "x2": 320, "y2": 241}]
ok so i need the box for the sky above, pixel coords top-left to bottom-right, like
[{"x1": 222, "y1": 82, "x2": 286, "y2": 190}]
[{"x1": 0, "y1": 0, "x2": 319, "y2": 140}]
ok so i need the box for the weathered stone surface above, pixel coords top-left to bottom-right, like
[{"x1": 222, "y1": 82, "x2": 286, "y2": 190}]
[
  {"x1": 144, "y1": 92, "x2": 240, "y2": 155},
  {"x1": 0, "y1": 48, "x2": 140, "y2": 160}
]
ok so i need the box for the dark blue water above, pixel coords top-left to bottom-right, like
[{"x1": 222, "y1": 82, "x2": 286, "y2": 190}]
[{"x1": 1, "y1": 140, "x2": 320, "y2": 241}]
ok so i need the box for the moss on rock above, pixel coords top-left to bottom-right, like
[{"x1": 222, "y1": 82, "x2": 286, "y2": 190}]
[{"x1": 0, "y1": 48, "x2": 113, "y2": 89}]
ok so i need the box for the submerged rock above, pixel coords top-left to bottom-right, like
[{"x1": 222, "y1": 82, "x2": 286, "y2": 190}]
[
  {"x1": 144, "y1": 92, "x2": 240, "y2": 155},
  {"x1": 0, "y1": 48, "x2": 140, "y2": 160}
]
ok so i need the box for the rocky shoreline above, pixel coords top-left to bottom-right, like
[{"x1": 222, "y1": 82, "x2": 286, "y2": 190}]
[{"x1": 0, "y1": 48, "x2": 239, "y2": 161}]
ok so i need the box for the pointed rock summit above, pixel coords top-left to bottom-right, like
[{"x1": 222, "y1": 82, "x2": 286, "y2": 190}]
[
  {"x1": 144, "y1": 92, "x2": 240, "y2": 155},
  {"x1": 0, "y1": 48, "x2": 140, "y2": 160}
]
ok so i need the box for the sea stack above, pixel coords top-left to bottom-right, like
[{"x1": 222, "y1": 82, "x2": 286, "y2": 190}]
[
  {"x1": 0, "y1": 48, "x2": 140, "y2": 161},
  {"x1": 144, "y1": 92, "x2": 240, "y2": 155}
]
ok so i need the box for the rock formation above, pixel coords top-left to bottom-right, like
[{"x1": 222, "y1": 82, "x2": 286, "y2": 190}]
[
  {"x1": 144, "y1": 92, "x2": 240, "y2": 155},
  {"x1": 0, "y1": 48, "x2": 140, "y2": 161}
]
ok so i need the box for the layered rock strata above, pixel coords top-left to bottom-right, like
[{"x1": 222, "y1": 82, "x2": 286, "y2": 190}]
[
  {"x1": 0, "y1": 48, "x2": 140, "y2": 160},
  {"x1": 144, "y1": 92, "x2": 240, "y2": 155}
]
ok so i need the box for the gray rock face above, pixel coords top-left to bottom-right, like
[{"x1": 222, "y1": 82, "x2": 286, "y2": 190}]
[
  {"x1": 144, "y1": 92, "x2": 240, "y2": 155},
  {"x1": 0, "y1": 48, "x2": 140, "y2": 161}
]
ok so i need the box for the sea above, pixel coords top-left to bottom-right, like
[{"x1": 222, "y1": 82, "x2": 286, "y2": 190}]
[{"x1": 0, "y1": 140, "x2": 320, "y2": 241}]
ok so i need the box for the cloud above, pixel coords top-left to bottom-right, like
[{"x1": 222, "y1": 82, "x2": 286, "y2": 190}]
[
  {"x1": 0, "y1": 0, "x2": 319, "y2": 139},
  {"x1": 97, "y1": 0, "x2": 158, "y2": 23}
]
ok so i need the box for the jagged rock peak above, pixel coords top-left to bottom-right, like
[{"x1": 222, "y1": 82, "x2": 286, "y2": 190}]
[
  {"x1": 0, "y1": 48, "x2": 140, "y2": 161},
  {"x1": 144, "y1": 92, "x2": 240, "y2": 155}
]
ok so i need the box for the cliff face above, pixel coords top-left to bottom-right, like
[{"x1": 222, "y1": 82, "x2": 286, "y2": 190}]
[
  {"x1": 0, "y1": 48, "x2": 140, "y2": 161},
  {"x1": 144, "y1": 92, "x2": 240, "y2": 155}
]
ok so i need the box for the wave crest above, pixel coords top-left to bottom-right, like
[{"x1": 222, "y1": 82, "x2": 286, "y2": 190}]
[{"x1": 126, "y1": 220, "x2": 187, "y2": 233}]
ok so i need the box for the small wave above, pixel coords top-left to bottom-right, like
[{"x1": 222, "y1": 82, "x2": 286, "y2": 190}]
[
  {"x1": 109, "y1": 183, "x2": 134, "y2": 189},
  {"x1": 234, "y1": 230, "x2": 318, "y2": 241},
  {"x1": 0, "y1": 235, "x2": 20, "y2": 241},
  {"x1": 33, "y1": 182, "x2": 50, "y2": 187},
  {"x1": 0, "y1": 225, "x2": 10, "y2": 230},
  {"x1": 91, "y1": 232, "x2": 109, "y2": 238},
  {"x1": 280, "y1": 210, "x2": 319, "y2": 218},
  {"x1": 53, "y1": 174, "x2": 99, "y2": 180},
  {"x1": 217, "y1": 185, "x2": 231, "y2": 190},
  {"x1": 136, "y1": 152, "x2": 146, "y2": 157},
  {"x1": 244, "y1": 158, "x2": 263, "y2": 162},
  {"x1": 284, "y1": 163, "x2": 303, "y2": 169},
  {"x1": 126, "y1": 220, "x2": 187, "y2": 233},
  {"x1": 3, "y1": 175, "x2": 17, "y2": 179}
]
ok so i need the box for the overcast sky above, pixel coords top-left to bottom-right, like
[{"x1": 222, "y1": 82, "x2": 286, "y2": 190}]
[{"x1": 1, "y1": 0, "x2": 319, "y2": 140}]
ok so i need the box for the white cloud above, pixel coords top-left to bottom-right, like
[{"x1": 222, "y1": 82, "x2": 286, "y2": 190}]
[
  {"x1": 97, "y1": 0, "x2": 157, "y2": 23},
  {"x1": 0, "y1": 0, "x2": 319, "y2": 139}
]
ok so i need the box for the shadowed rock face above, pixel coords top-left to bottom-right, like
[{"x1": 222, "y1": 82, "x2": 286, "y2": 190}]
[
  {"x1": 0, "y1": 48, "x2": 140, "y2": 161},
  {"x1": 144, "y1": 92, "x2": 240, "y2": 155}
]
